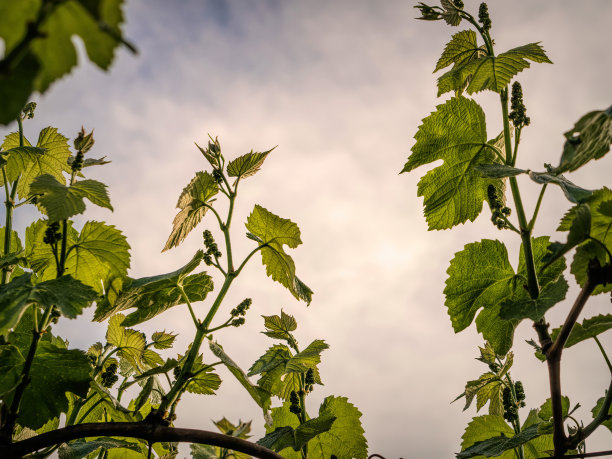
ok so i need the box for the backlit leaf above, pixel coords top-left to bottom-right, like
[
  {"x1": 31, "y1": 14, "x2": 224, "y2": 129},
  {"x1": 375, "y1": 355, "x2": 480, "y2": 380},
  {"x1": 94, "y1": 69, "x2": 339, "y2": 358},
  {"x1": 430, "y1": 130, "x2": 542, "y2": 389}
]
[
  {"x1": 108, "y1": 251, "x2": 212, "y2": 326},
  {"x1": 163, "y1": 172, "x2": 218, "y2": 251},
  {"x1": 591, "y1": 396, "x2": 612, "y2": 434},
  {"x1": 1, "y1": 127, "x2": 71, "y2": 199},
  {"x1": 459, "y1": 415, "x2": 515, "y2": 459},
  {"x1": 227, "y1": 149, "x2": 273, "y2": 179},
  {"x1": 185, "y1": 354, "x2": 222, "y2": 395},
  {"x1": 246, "y1": 205, "x2": 312, "y2": 304},
  {"x1": 30, "y1": 0, "x2": 127, "y2": 92},
  {"x1": 438, "y1": 43, "x2": 552, "y2": 96},
  {"x1": 435, "y1": 30, "x2": 480, "y2": 72},
  {"x1": 29, "y1": 174, "x2": 112, "y2": 221},
  {"x1": 567, "y1": 188, "x2": 612, "y2": 294},
  {"x1": 0, "y1": 273, "x2": 97, "y2": 335},
  {"x1": 58, "y1": 438, "x2": 143, "y2": 459},
  {"x1": 151, "y1": 331, "x2": 177, "y2": 350},
  {"x1": 5, "y1": 341, "x2": 92, "y2": 429},
  {"x1": 543, "y1": 204, "x2": 591, "y2": 265},
  {"x1": 402, "y1": 97, "x2": 500, "y2": 229},
  {"x1": 262, "y1": 310, "x2": 298, "y2": 341},
  {"x1": 556, "y1": 106, "x2": 612, "y2": 173},
  {"x1": 550, "y1": 314, "x2": 612, "y2": 349},
  {"x1": 458, "y1": 423, "x2": 540, "y2": 458}
]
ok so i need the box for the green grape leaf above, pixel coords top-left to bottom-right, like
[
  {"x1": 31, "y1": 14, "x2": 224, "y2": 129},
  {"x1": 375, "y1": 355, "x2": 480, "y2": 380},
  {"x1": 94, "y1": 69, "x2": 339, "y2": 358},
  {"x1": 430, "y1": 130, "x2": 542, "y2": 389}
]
[
  {"x1": 550, "y1": 314, "x2": 612, "y2": 349},
  {"x1": 307, "y1": 396, "x2": 368, "y2": 459},
  {"x1": 106, "y1": 314, "x2": 146, "y2": 371},
  {"x1": 544, "y1": 204, "x2": 591, "y2": 265},
  {"x1": 151, "y1": 331, "x2": 177, "y2": 349},
  {"x1": 477, "y1": 379, "x2": 503, "y2": 416},
  {"x1": 538, "y1": 396, "x2": 570, "y2": 434},
  {"x1": 6, "y1": 341, "x2": 92, "y2": 429},
  {"x1": 434, "y1": 30, "x2": 481, "y2": 72},
  {"x1": 258, "y1": 425, "x2": 296, "y2": 453},
  {"x1": 24, "y1": 219, "x2": 76, "y2": 277},
  {"x1": 437, "y1": 43, "x2": 552, "y2": 96},
  {"x1": 499, "y1": 275, "x2": 568, "y2": 321},
  {"x1": 246, "y1": 205, "x2": 312, "y2": 304},
  {"x1": 456, "y1": 372, "x2": 501, "y2": 415},
  {"x1": 556, "y1": 106, "x2": 612, "y2": 174},
  {"x1": 142, "y1": 348, "x2": 164, "y2": 368},
  {"x1": 30, "y1": 0, "x2": 127, "y2": 92},
  {"x1": 444, "y1": 239, "x2": 516, "y2": 333},
  {"x1": 262, "y1": 309, "x2": 298, "y2": 340},
  {"x1": 528, "y1": 171, "x2": 592, "y2": 204},
  {"x1": 440, "y1": 0, "x2": 462, "y2": 26},
  {"x1": 61, "y1": 221, "x2": 130, "y2": 294},
  {"x1": 591, "y1": 396, "x2": 612, "y2": 434},
  {"x1": 521, "y1": 410, "x2": 554, "y2": 459},
  {"x1": 446, "y1": 237, "x2": 563, "y2": 354},
  {"x1": 401, "y1": 97, "x2": 500, "y2": 230},
  {"x1": 248, "y1": 344, "x2": 292, "y2": 377},
  {"x1": 567, "y1": 188, "x2": 612, "y2": 295},
  {"x1": 163, "y1": 172, "x2": 219, "y2": 251},
  {"x1": 227, "y1": 148, "x2": 273, "y2": 179},
  {"x1": 29, "y1": 174, "x2": 113, "y2": 221},
  {"x1": 209, "y1": 340, "x2": 271, "y2": 412},
  {"x1": 185, "y1": 354, "x2": 222, "y2": 395},
  {"x1": 0, "y1": 145, "x2": 46, "y2": 185},
  {"x1": 264, "y1": 397, "x2": 366, "y2": 459},
  {"x1": 285, "y1": 339, "x2": 329, "y2": 374},
  {"x1": 214, "y1": 417, "x2": 252, "y2": 438},
  {"x1": 476, "y1": 342, "x2": 497, "y2": 365},
  {"x1": 474, "y1": 164, "x2": 526, "y2": 179},
  {"x1": 0, "y1": 0, "x2": 39, "y2": 60},
  {"x1": 0, "y1": 344, "x2": 24, "y2": 397},
  {"x1": 58, "y1": 438, "x2": 143, "y2": 459},
  {"x1": 1, "y1": 127, "x2": 72, "y2": 199},
  {"x1": 0, "y1": 273, "x2": 97, "y2": 335},
  {"x1": 110, "y1": 251, "x2": 213, "y2": 326},
  {"x1": 459, "y1": 415, "x2": 516, "y2": 459},
  {"x1": 458, "y1": 423, "x2": 541, "y2": 458},
  {"x1": 190, "y1": 443, "x2": 219, "y2": 459}
]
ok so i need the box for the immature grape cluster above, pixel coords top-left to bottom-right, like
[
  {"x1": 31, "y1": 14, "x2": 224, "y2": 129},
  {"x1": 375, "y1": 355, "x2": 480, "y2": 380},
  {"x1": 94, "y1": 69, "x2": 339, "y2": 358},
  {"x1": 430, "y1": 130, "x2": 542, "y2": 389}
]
[
  {"x1": 487, "y1": 185, "x2": 511, "y2": 230},
  {"x1": 478, "y1": 3, "x2": 491, "y2": 31},
  {"x1": 203, "y1": 230, "x2": 222, "y2": 265},
  {"x1": 503, "y1": 381, "x2": 526, "y2": 423},
  {"x1": 101, "y1": 363, "x2": 119, "y2": 388},
  {"x1": 509, "y1": 81, "x2": 531, "y2": 128},
  {"x1": 43, "y1": 222, "x2": 62, "y2": 245},
  {"x1": 212, "y1": 168, "x2": 224, "y2": 185},
  {"x1": 305, "y1": 368, "x2": 315, "y2": 393},
  {"x1": 230, "y1": 298, "x2": 251, "y2": 327},
  {"x1": 289, "y1": 390, "x2": 302, "y2": 415}
]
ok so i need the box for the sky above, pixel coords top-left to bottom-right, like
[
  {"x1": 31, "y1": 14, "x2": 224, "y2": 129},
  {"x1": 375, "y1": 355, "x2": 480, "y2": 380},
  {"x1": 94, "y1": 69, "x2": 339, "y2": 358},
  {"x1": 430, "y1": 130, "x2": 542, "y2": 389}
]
[{"x1": 3, "y1": 0, "x2": 612, "y2": 457}]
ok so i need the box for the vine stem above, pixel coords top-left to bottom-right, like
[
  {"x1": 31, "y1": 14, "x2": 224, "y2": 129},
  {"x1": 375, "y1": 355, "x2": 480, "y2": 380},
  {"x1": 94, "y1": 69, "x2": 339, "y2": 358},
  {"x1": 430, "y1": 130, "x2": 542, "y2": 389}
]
[
  {"x1": 545, "y1": 277, "x2": 596, "y2": 455},
  {"x1": 3, "y1": 422, "x2": 284, "y2": 458},
  {"x1": 1, "y1": 116, "x2": 24, "y2": 285}
]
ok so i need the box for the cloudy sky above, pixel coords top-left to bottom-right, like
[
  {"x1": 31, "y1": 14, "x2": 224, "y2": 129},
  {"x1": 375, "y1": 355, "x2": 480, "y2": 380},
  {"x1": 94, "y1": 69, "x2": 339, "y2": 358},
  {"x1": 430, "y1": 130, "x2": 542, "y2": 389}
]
[{"x1": 4, "y1": 0, "x2": 612, "y2": 456}]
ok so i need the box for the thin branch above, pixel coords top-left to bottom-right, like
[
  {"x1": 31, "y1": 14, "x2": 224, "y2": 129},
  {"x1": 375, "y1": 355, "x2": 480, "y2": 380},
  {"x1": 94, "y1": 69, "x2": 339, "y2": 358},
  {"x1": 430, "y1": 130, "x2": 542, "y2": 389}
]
[
  {"x1": 3, "y1": 422, "x2": 284, "y2": 458},
  {"x1": 545, "y1": 276, "x2": 597, "y2": 455},
  {"x1": 594, "y1": 336, "x2": 612, "y2": 374}
]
